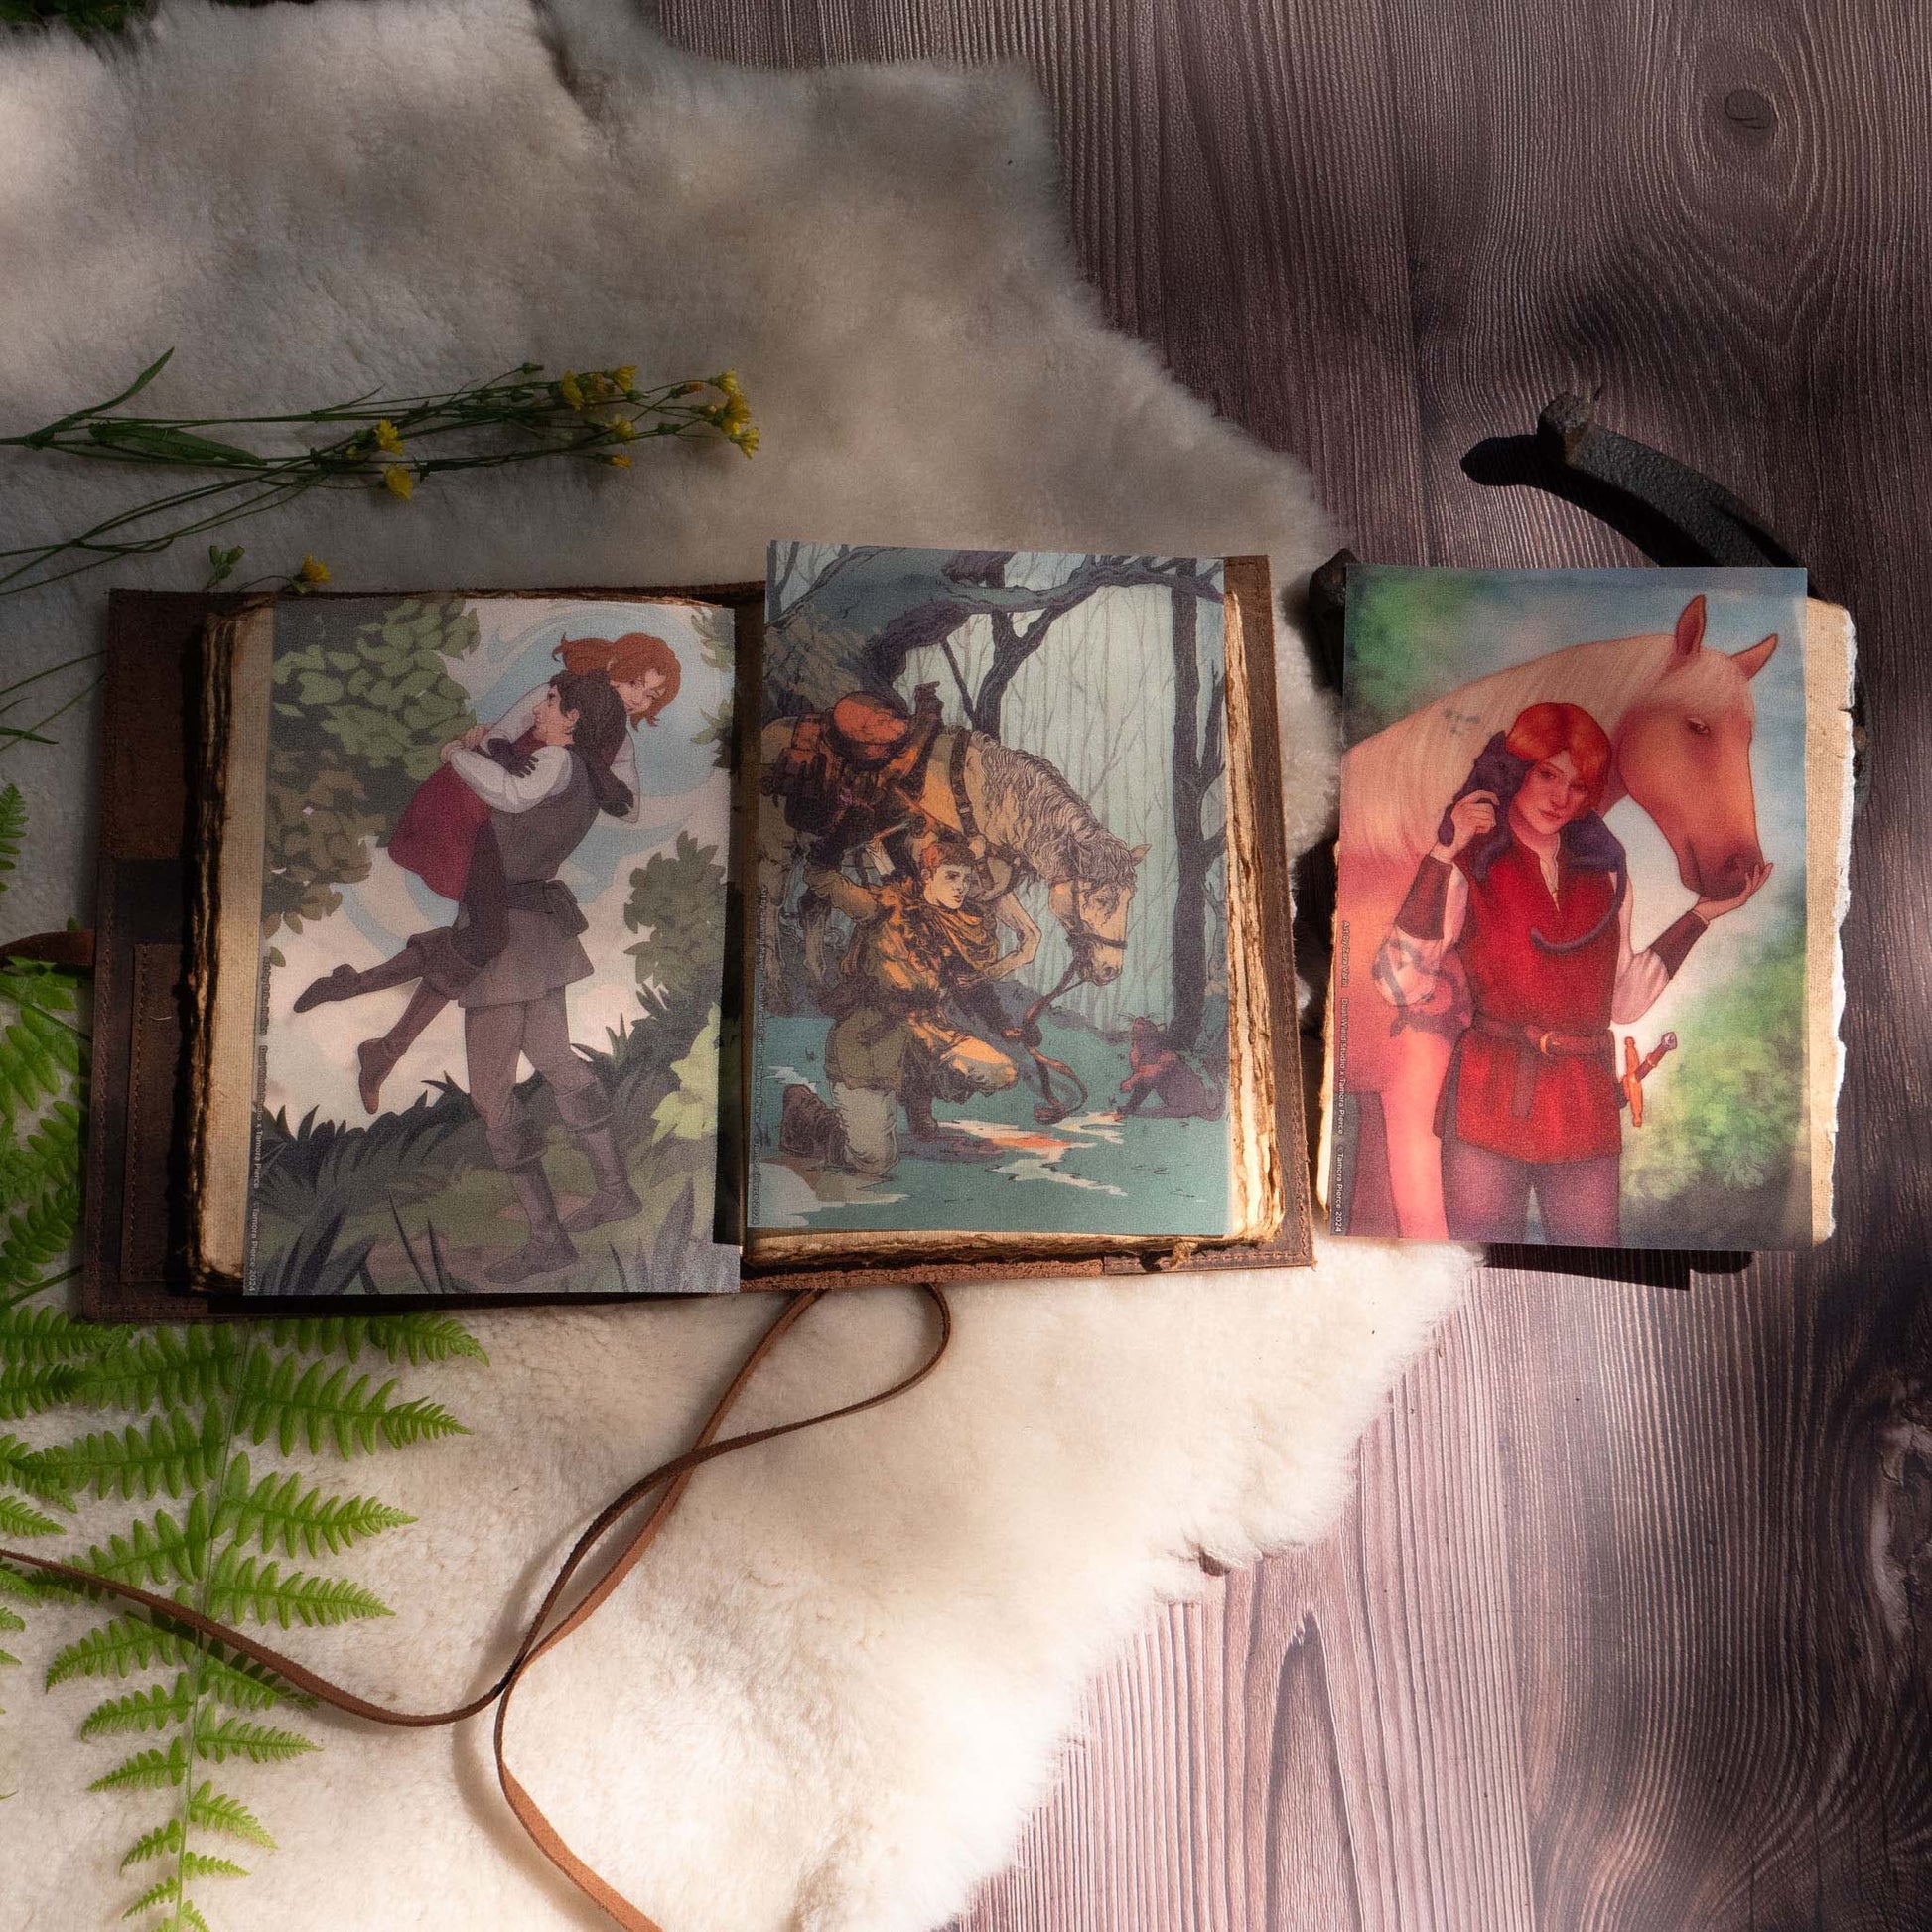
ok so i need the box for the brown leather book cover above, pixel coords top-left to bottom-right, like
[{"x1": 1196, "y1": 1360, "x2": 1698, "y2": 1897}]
[{"x1": 81, "y1": 566, "x2": 1311, "y2": 1320}]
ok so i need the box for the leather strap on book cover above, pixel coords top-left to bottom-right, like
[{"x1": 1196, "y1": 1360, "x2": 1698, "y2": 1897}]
[{"x1": 2, "y1": 1281, "x2": 953, "y2": 1932}]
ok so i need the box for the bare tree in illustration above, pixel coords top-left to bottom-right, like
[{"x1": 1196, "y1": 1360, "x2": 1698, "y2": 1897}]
[{"x1": 1167, "y1": 576, "x2": 1226, "y2": 1052}]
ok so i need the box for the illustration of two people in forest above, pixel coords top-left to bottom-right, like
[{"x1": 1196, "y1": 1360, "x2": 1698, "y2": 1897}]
[{"x1": 293, "y1": 630, "x2": 682, "y2": 1282}]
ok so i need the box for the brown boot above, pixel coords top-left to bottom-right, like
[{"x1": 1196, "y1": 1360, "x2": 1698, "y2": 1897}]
[
  {"x1": 356, "y1": 1037, "x2": 403, "y2": 1115},
  {"x1": 294, "y1": 950, "x2": 423, "y2": 1012},
  {"x1": 485, "y1": 1162, "x2": 578, "y2": 1284},
  {"x1": 778, "y1": 1084, "x2": 846, "y2": 1164},
  {"x1": 562, "y1": 1124, "x2": 642, "y2": 1233}
]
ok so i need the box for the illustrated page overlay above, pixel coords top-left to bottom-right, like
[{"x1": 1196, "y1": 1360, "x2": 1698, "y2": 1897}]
[
  {"x1": 750, "y1": 545, "x2": 1235, "y2": 1238},
  {"x1": 251, "y1": 596, "x2": 738, "y2": 1294},
  {"x1": 1330, "y1": 566, "x2": 1810, "y2": 1250}
]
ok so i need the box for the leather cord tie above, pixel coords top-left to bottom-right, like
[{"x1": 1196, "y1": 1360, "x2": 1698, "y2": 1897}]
[{"x1": 1, "y1": 1281, "x2": 954, "y2": 1932}]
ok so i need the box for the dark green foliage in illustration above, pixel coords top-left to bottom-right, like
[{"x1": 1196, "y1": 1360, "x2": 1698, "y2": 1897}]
[
  {"x1": 625, "y1": 833, "x2": 729, "y2": 1011},
  {"x1": 1621, "y1": 916, "x2": 1808, "y2": 1244},
  {"x1": 687, "y1": 602, "x2": 736, "y2": 770},
  {"x1": 262, "y1": 598, "x2": 481, "y2": 936},
  {"x1": 1343, "y1": 570, "x2": 1483, "y2": 742}
]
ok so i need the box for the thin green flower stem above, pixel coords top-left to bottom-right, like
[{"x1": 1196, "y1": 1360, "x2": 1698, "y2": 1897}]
[
  {"x1": 0, "y1": 677, "x2": 102, "y2": 768},
  {"x1": 0, "y1": 653, "x2": 103, "y2": 712}
]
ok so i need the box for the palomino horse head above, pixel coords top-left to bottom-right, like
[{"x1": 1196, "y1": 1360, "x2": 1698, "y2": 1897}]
[
  {"x1": 1047, "y1": 844, "x2": 1147, "y2": 986},
  {"x1": 1614, "y1": 595, "x2": 1778, "y2": 900}
]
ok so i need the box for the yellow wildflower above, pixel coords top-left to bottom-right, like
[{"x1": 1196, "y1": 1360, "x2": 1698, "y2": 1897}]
[
  {"x1": 729, "y1": 422, "x2": 760, "y2": 457},
  {"x1": 382, "y1": 464, "x2": 415, "y2": 500},
  {"x1": 558, "y1": 371, "x2": 586, "y2": 411},
  {"x1": 604, "y1": 453, "x2": 632, "y2": 468},
  {"x1": 608, "y1": 416, "x2": 638, "y2": 442},
  {"x1": 613, "y1": 365, "x2": 638, "y2": 392},
  {"x1": 373, "y1": 418, "x2": 404, "y2": 455},
  {"x1": 296, "y1": 553, "x2": 331, "y2": 588}
]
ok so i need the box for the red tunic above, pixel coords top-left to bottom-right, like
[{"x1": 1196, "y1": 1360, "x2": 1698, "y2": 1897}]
[
  {"x1": 1449, "y1": 839, "x2": 1622, "y2": 1163},
  {"x1": 387, "y1": 763, "x2": 492, "y2": 901},
  {"x1": 386, "y1": 725, "x2": 626, "y2": 901}
]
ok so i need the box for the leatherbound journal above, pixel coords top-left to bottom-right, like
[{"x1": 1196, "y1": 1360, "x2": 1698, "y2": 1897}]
[{"x1": 82, "y1": 549, "x2": 1313, "y2": 1317}]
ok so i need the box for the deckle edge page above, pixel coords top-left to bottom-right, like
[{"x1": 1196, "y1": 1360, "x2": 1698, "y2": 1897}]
[
  {"x1": 746, "y1": 544, "x2": 1245, "y2": 1256},
  {"x1": 186, "y1": 603, "x2": 274, "y2": 1289},
  {"x1": 1805, "y1": 597, "x2": 1855, "y2": 1242}
]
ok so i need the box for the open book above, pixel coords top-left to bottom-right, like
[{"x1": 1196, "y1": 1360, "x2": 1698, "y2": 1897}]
[{"x1": 84, "y1": 548, "x2": 1311, "y2": 1312}]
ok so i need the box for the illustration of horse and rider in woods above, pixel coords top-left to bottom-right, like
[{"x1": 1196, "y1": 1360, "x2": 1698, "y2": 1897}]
[
  {"x1": 1331, "y1": 584, "x2": 1796, "y2": 1247},
  {"x1": 752, "y1": 545, "x2": 1232, "y2": 1219}
]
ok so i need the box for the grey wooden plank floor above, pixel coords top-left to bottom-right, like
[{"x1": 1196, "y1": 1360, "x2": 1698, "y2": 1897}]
[{"x1": 659, "y1": 4, "x2": 1932, "y2": 1925}]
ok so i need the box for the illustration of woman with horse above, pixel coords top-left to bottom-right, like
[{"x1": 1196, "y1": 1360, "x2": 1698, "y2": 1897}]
[
  {"x1": 1372, "y1": 697, "x2": 1769, "y2": 1244},
  {"x1": 295, "y1": 631, "x2": 679, "y2": 1111}
]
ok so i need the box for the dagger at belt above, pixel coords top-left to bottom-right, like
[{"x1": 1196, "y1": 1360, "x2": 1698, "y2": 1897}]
[{"x1": 1618, "y1": 1031, "x2": 1679, "y2": 1126}]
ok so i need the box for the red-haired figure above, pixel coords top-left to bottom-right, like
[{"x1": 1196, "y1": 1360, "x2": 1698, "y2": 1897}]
[
  {"x1": 1373, "y1": 700, "x2": 1768, "y2": 1243},
  {"x1": 296, "y1": 634, "x2": 678, "y2": 1112}
]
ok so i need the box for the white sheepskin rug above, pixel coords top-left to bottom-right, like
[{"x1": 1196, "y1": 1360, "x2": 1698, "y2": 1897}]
[{"x1": 0, "y1": 3, "x2": 1470, "y2": 1926}]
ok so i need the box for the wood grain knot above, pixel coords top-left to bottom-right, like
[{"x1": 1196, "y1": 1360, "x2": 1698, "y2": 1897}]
[{"x1": 1722, "y1": 86, "x2": 1777, "y2": 135}]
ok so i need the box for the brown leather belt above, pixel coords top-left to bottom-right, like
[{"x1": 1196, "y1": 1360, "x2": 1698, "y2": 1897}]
[
  {"x1": 1470, "y1": 1012, "x2": 1612, "y2": 1118},
  {"x1": 1472, "y1": 1013, "x2": 1612, "y2": 1058}
]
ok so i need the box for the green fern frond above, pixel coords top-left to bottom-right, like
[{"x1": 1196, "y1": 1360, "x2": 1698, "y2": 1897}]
[
  {"x1": 47, "y1": 1614, "x2": 315, "y2": 1709},
  {"x1": 156, "y1": 1904, "x2": 213, "y2": 1932},
  {"x1": 0, "y1": 1101, "x2": 84, "y2": 1208},
  {"x1": 0, "y1": 1493, "x2": 65, "y2": 1537},
  {"x1": 0, "y1": 1603, "x2": 22, "y2": 1633},
  {"x1": 123, "y1": 1872, "x2": 185, "y2": 1917},
  {"x1": 0, "y1": 1179, "x2": 80, "y2": 1291},
  {"x1": 121, "y1": 1818, "x2": 184, "y2": 1866},
  {"x1": 90, "y1": 1735, "x2": 190, "y2": 1790},
  {"x1": 187, "y1": 1781, "x2": 276, "y2": 1848},
  {"x1": 188, "y1": 1713, "x2": 317, "y2": 1765},
  {"x1": 0, "y1": 1431, "x2": 73, "y2": 1506},
  {"x1": 41, "y1": 1408, "x2": 225, "y2": 1501},
  {"x1": 0, "y1": 785, "x2": 23, "y2": 892},
  {"x1": 233, "y1": 1350, "x2": 467, "y2": 1457},
  {"x1": 80, "y1": 1673, "x2": 198, "y2": 1738},
  {"x1": 48, "y1": 1613, "x2": 187, "y2": 1686},
  {"x1": 0, "y1": 1359, "x2": 89, "y2": 1419},
  {"x1": 77, "y1": 1327, "x2": 242, "y2": 1412},
  {"x1": 1, "y1": 1646, "x2": 19, "y2": 1669},
  {"x1": 84, "y1": 1495, "x2": 213, "y2": 1589},
  {"x1": 203, "y1": 1548, "x2": 391, "y2": 1628},
  {"x1": 0, "y1": 996, "x2": 84, "y2": 1129},
  {"x1": 0, "y1": 1293, "x2": 130, "y2": 1366},
  {"x1": 215, "y1": 1456, "x2": 414, "y2": 1557},
  {"x1": 266, "y1": 1311, "x2": 488, "y2": 1366}
]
